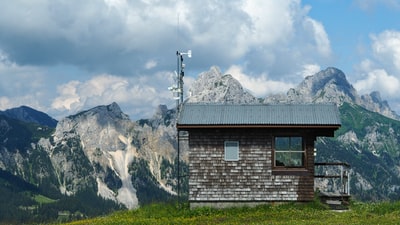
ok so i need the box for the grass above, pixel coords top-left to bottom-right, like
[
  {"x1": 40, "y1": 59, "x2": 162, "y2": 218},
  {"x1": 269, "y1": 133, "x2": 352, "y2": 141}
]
[
  {"x1": 33, "y1": 194, "x2": 57, "y2": 204},
  {"x1": 63, "y1": 200, "x2": 400, "y2": 225}
]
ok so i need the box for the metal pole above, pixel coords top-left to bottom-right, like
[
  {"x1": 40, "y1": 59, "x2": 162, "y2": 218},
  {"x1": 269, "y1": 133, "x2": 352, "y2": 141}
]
[
  {"x1": 179, "y1": 54, "x2": 184, "y2": 105},
  {"x1": 176, "y1": 51, "x2": 180, "y2": 109},
  {"x1": 174, "y1": 50, "x2": 190, "y2": 202},
  {"x1": 176, "y1": 51, "x2": 181, "y2": 200},
  {"x1": 177, "y1": 130, "x2": 180, "y2": 199}
]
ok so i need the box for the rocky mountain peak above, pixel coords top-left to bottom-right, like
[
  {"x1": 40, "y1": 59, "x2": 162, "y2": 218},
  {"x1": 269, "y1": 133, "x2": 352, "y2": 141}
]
[
  {"x1": 304, "y1": 67, "x2": 353, "y2": 95},
  {"x1": 1, "y1": 105, "x2": 58, "y2": 127},
  {"x1": 107, "y1": 102, "x2": 129, "y2": 119},
  {"x1": 51, "y1": 102, "x2": 138, "y2": 208},
  {"x1": 360, "y1": 91, "x2": 399, "y2": 120},
  {"x1": 187, "y1": 66, "x2": 257, "y2": 104},
  {"x1": 298, "y1": 67, "x2": 359, "y2": 104},
  {"x1": 68, "y1": 102, "x2": 129, "y2": 121},
  {"x1": 56, "y1": 102, "x2": 131, "y2": 152},
  {"x1": 264, "y1": 67, "x2": 399, "y2": 119},
  {"x1": 148, "y1": 105, "x2": 176, "y2": 128}
]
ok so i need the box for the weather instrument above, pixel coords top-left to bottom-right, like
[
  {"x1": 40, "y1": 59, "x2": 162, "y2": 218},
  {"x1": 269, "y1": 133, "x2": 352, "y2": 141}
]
[{"x1": 169, "y1": 50, "x2": 192, "y2": 109}]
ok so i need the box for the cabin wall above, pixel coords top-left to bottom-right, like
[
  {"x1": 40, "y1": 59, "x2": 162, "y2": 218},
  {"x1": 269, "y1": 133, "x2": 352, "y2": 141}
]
[{"x1": 186, "y1": 128, "x2": 316, "y2": 208}]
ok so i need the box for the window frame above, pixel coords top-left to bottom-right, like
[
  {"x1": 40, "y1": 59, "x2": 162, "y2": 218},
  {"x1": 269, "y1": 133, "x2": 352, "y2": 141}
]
[
  {"x1": 224, "y1": 141, "x2": 239, "y2": 161},
  {"x1": 273, "y1": 136, "x2": 305, "y2": 168}
]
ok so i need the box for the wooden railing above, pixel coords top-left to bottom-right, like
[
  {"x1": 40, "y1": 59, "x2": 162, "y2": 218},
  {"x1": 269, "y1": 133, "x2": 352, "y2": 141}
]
[{"x1": 314, "y1": 162, "x2": 351, "y2": 195}]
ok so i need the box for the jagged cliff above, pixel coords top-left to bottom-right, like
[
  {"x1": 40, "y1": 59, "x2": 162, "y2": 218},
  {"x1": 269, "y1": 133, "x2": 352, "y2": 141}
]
[
  {"x1": 187, "y1": 66, "x2": 257, "y2": 104},
  {"x1": 45, "y1": 103, "x2": 179, "y2": 208},
  {"x1": 0, "y1": 102, "x2": 179, "y2": 210}
]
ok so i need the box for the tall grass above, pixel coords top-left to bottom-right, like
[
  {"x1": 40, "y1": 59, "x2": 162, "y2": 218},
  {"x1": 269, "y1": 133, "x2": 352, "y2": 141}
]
[{"x1": 65, "y1": 200, "x2": 400, "y2": 225}]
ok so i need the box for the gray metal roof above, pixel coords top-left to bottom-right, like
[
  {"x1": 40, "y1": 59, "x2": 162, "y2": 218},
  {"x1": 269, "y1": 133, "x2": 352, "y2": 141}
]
[{"x1": 177, "y1": 103, "x2": 341, "y2": 127}]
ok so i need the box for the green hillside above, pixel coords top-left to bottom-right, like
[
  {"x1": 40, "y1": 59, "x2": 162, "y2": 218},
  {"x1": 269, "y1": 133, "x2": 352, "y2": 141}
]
[
  {"x1": 65, "y1": 201, "x2": 400, "y2": 225},
  {"x1": 316, "y1": 102, "x2": 400, "y2": 201}
]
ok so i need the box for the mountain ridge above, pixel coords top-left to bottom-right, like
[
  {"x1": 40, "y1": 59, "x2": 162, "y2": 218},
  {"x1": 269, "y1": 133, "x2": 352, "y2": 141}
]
[
  {"x1": 0, "y1": 66, "x2": 400, "y2": 223},
  {"x1": 264, "y1": 67, "x2": 399, "y2": 120},
  {"x1": 0, "y1": 105, "x2": 58, "y2": 127}
]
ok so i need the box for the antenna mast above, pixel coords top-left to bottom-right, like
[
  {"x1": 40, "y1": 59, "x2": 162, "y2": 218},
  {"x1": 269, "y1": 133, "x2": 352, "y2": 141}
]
[
  {"x1": 169, "y1": 50, "x2": 191, "y2": 109},
  {"x1": 169, "y1": 50, "x2": 191, "y2": 200}
]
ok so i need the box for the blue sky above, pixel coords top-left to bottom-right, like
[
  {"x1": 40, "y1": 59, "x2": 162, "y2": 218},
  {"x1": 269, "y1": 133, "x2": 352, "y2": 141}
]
[
  {"x1": 304, "y1": 0, "x2": 400, "y2": 77},
  {"x1": 0, "y1": 0, "x2": 400, "y2": 120}
]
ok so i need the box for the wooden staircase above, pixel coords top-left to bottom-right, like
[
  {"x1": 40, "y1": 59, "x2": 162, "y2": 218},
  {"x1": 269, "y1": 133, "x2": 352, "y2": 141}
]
[{"x1": 315, "y1": 162, "x2": 351, "y2": 210}]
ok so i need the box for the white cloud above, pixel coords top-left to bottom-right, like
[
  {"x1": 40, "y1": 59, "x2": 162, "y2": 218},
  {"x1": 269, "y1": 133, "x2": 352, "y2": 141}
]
[
  {"x1": 303, "y1": 18, "x2": 331, "y2": 57},
  {"x1": 0, "y1": 0, "x2": 335, "y2": 118},
  {"x1": 225, "y1": 65, "x2": 295, "y2": 97},
  {"x1": 352, "y1": 29, "x2": 400, "y2": 115},
  {"x1": 51, "y1": 80, "x2": 82, "y2": 111},
  {"x1": 241, "y1": 0, "x2": 295, "y2": 46},
  {"x1": 145, "y1": 60, "x2": 157, "y2": 70},
  {"x1": 0, "y1": 97, "x2": 11, "y2": 110},
  {"x1": 370, "y1": 30, "x2": 400, "y2": 73},
  {"x1": 354, "y1": 30, "x2": 400, "y2": 95},
  {"x1": 354, "y1": 69, "x2": 400, "y2": 96},
  {"x1": 0, "y1": 0, "x2": 332, "y2": 79},
  {"x1": 300, "y1": 64, "x2": 321, "y2": 78},
  {"x1": 50, "y1": 72, "x2": 176, "y2": 119}
]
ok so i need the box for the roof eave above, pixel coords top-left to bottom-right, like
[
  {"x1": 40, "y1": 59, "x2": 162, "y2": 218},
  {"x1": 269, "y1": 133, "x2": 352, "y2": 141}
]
[{"x1": 177, "y1": 124, "x2": 341, "y2": 129}]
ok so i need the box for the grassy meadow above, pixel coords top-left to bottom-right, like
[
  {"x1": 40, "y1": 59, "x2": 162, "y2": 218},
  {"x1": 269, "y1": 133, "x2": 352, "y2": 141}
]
[{"x1": 64, "y1": 200, "x2": 400, "y2": 225}]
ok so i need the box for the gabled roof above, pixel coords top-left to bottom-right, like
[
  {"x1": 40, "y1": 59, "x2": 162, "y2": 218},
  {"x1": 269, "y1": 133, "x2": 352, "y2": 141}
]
[{"x1": 177, "y1": 103, "x2": 341, "y2": 128}]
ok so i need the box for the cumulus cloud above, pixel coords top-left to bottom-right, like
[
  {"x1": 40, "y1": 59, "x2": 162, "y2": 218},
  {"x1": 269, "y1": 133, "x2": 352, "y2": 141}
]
[
  {"x1": 303, "y1": 18, "x2": 331, "y2": 57},
  {"x1": 370, "y1": 30, "x2": 400, "y2": 73},
  {"x1": 51, "y1": 80, "x2": 82, "y2": 111},
  {"x1": 0, "y1": 0, "x2": 335, "y2": 118},
  {"x1": 300, "y1": 64, "x2": 321, "y2": 78},
  {"x1": 50, "y1": 72, "x2": 176, "y2": 119},
  {"x1": 225, "y1": 65, "x2": 295, "y2": 97},
  {"x1": 354, "y1": 69, "x2": 400, "y2": 96},
  {"x1": 354, "y1": 30, "x2": 400, "y2": 113},
  {"x1": 355, "y1": 30, "x2": 400, "y2": 88},
  {"x1": 0, "y1": 0, "x2": 331, "y2": 78}
]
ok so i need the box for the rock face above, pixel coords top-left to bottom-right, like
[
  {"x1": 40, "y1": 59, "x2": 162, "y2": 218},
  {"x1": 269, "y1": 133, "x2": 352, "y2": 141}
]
[
  {"x1": 0, "y1": 101, "x2": 180, "y2": 211},
  {"x1": 48, "y1": 102, "x2": 138, "y2": 208},
  {"x1": 360, "y1": 91, "x2": 399, "y2": 120},
  {"x1": 39, "y1": 102, "x2": 178, "y2": 209},
  {"x1": 187, "y1": 66, "x2": 257, "y2": 104}
]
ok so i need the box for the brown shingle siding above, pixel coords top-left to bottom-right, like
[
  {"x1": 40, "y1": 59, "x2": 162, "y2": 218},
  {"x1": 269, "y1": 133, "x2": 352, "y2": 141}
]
[{"x1": 188, "y1": 128, "x2": 316, "y2": 203}]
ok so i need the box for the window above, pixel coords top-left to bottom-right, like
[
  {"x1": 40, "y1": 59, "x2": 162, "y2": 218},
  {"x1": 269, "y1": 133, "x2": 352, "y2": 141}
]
[
  {"x1": 274, "y1": 137, "x2": 304, "y2": 167},
  {"x1": 224, "y1": 141, "x2": 239, "y2": 161}
]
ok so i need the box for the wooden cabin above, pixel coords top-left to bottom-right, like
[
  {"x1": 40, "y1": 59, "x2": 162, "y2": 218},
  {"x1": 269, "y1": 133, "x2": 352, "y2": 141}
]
[{"x1": 177, "y1": 103, "x2": 341, "y2": 208}]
